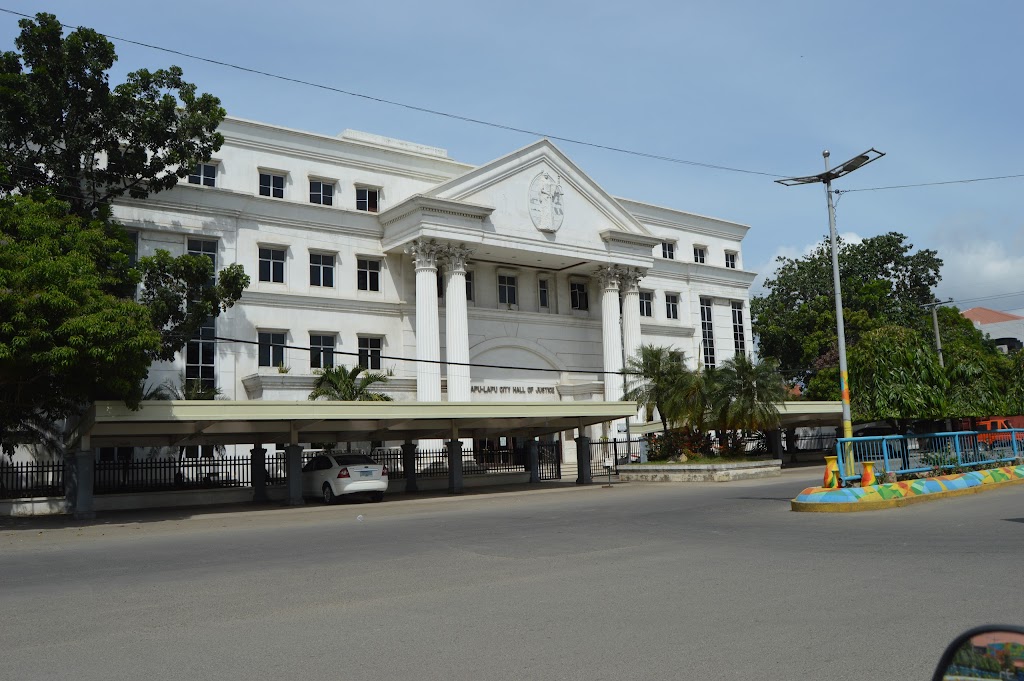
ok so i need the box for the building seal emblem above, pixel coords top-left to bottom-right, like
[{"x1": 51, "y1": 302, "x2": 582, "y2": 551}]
[{"x1": 528, "y1": 171, "x2": 564, "y2": 233}]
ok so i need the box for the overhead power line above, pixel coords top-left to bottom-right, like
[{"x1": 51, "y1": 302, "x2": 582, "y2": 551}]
[
  {"x1": 212, "y1": 335, "x2": 644, "y2": 377},
  {"x1": 839, "y1": 172, "x2": 1024, "y2": 193},
  {"x1": 0, "y1": 7, "x2": 784, "y2": 179}
]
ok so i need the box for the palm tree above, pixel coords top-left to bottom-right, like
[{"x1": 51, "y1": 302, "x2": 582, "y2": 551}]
[
  {"x1": 309, "y1": 365, "x2": 393, "y2": 452},
  {"x1": 621, "y1": 345, "x2": 691, "y2": 435},
  {"x1": 308, "y1": 365, "x2": 393, "y2": 402},
  {"x1": 161, "y1": 373, "x2": 222, "y2": 400},
  {"x1": 709, "y1": 355, "x2": 787, "y2": 447}
]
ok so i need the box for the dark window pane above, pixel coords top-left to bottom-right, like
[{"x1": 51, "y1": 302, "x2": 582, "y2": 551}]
[
  {"x1": 310, "y1": 263, "x2": 320, "y2": 286},
  {"x1": 259, "y1": 259, "x2": 270, "y2": 282},
  {"x1": 323, "y1": 266, "x2": 334, "y2": 288}
]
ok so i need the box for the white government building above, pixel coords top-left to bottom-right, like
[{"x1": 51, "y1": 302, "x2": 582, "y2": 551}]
[{"x1": 116, "y1": 117, "x2": 755, "y2": 461}]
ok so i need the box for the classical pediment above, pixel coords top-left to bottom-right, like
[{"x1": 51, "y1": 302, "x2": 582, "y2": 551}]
[{"x1": 425, "y1": 139, "x2": 655, "y2": 246}]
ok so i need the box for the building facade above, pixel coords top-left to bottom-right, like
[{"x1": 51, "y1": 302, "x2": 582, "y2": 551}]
[{"x1": 113, "y1": 117, "x2": 755, "y2": 457}]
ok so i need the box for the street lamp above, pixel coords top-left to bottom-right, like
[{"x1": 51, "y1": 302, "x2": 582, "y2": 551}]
[{"x1": 776, "y1": 148, "x2": 885, "y2": 445}]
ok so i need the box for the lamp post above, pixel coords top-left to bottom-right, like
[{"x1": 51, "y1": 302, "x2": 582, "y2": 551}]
[{"x1": 776, "y1": 149, "x2": 885, "y2": 447}]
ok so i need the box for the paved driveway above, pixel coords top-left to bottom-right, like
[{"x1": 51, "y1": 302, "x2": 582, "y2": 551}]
[{"x1": 2, "y1": 468, "x2": 1021, "y2": 681}]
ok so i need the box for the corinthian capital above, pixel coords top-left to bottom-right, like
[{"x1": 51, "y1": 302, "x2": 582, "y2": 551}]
[
  {"x1": 618, "y1": 267, "x2": 647, "y2": 293},
  {"x1": 405, "y1": 238, "x2": 444, "y2": 270},
  {"x1": 595, "y1": 265, "x2": 623, "y2": 290},
  {"x1": 441, "y1": 243, "x2": 473, "y2": 273}
]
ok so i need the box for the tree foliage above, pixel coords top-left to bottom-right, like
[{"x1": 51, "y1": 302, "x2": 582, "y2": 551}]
[
  {"x1": 621, "y1": 344, "x2": 689, "y2": 434},
  {"x1": 623, "y1": 346, "x2": 786, "y2": 456},
  {"x1": 0, "y1": 194, "x2": 160, "y2": 451},
  {"x1": 0, "y1": 15, "x2": 247, "y2": 454},
  {"x1": 709, "y1": 354, "x2": 787, "y2": 432},
  {"x1": 751, "y1": 232, "x2": 941, "y2": 393},
  {"x1": 0, "y1": 13, "x2": 226, "y2": 217},
  {"x1": 308, "y1": 366, "x2": 394, "y2": 402}
]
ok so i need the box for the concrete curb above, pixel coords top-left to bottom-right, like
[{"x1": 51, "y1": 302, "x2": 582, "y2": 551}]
[{"x1": 791, "y1": 465, "x2": 1024, "y2": 513}]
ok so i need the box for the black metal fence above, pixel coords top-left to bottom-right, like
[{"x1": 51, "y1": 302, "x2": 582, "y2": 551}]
[
  {"x1": 0, "y1": 460, "x2": 64, "y2": 499},
  {"x1": 589, "y1": 438, "x2": 646, "y2": 477},
  {"x1": 94, "y1": 456, "x2": 258, "y2": 494}
]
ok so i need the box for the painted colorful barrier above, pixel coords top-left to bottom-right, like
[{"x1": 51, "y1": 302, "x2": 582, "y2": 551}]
[{"x1": 791, "y1": 465, "x2": 1024, "y2": 512}]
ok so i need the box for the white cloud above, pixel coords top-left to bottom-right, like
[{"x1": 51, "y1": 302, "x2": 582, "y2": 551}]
[{"x1": 933, "y1": 238, "x2": 1024, "y2": 312}]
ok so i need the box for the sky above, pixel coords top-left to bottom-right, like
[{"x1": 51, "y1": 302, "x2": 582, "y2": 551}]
[{"x1": 2, "y1": 0, "x2": 1023, "y2": 314}]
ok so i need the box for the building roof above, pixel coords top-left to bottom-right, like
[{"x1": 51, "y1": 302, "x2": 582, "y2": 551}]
[
  {"x1": 73, "y1": 400, "x2": 639, "y2": 449},
  {"x1": 962, "y1": 307, "x2": 1024, "y2": 325}
]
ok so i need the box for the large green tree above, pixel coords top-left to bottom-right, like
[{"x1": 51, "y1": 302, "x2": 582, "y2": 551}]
[
  {"x1": 0, "y1": 13, "x2": 226, "y2": 217},
  {"x1": 621, "y1": 344, "x2": 691, "y2": 434},
  {"x1": 752, "y1": 232, "x2": 941, "y2": 396},
  {"x1": 0, "y1": 14, "x2": 247, "y2": 454}
]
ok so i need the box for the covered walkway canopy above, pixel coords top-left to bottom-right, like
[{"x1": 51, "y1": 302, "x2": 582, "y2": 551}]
[
  {"x1": 75, "y1": 400, "x2": 638, "y2": 448},
  {"x1": 64, "y1": 399, "x2": 638, "y2": 520}
]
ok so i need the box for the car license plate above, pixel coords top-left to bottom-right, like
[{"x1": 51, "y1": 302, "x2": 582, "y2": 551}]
[{"x1": 360, "y1": 470, "x2": 373, "y2": 477}]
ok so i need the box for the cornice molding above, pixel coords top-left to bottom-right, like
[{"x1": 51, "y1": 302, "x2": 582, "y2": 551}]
[
  {"x1": 640, "y1": 323, "x2": 696, "y2": 338},
  {"x1": 378, "y1": 194, "x2": 494, "y2": 227},
  {"x1": 241, "y1": 291, "x2": 405, "y2": 316},
  {"x1": 223, "y1": 135, "x2": 459, "y2": 184}
]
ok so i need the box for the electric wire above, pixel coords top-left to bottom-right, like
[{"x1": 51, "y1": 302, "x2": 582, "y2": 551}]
[{"x1": 0, "y1": 7, "x2": 784, "y2": 179}]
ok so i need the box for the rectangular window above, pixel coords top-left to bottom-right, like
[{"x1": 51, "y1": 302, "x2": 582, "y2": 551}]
[
  {"x1": 570, "y1": 282, "x2": 589, "y2": 311},
  {"x1": 188, "y1": 163, "x2": 217, "y2": 187},
  {"x1": 358, "y1": 337, "x2": 383, "y2": 370},
  {"x1": 725, "y1": 252, "x2": 737, "y2": 269},
  {"x1": 310, "y1": 334, "x2": 336, "y2": 369},
  {"x1": 498, "y1": 275, "x2": 518, "y2": 306},
  {"x1": 188, "y1": 238, "x2": 217, "y2": 267},
  {"x1": 259, "y1": 247, "x2": 285, "y2": 283},
  {"x1": 186, "y1": 239, "x2": 217, "y2": 390},
  {"x1": 357, "y1": 258, "x2": 381, "y2": 292},
  {"x1": 661, "y1": 242, "x2": 675, "y2": 260},
  {"x1": 538, "y1": 279, "x2": 549, "y2": 309},
  {"x1": 465, "y1": 271, "x2": 474, "y2": 302},
  {"x1": 259, "y1": 172, "x2": 285, "y2": 198},
  {"x1": 309, "y1": 253, "x2": 334, "y2": 288},
  {"x1": 309, "y1": 180, "x2": 334, "y2": 206},
  {"x1": 186, "y1": 318, "x2": 216, "y2": 390},
  {"x1": 258, "y1": 332, "x2": 285, "y2": 368},
  {"x1": 694, "y1": 246, "x2": 706, "y2": 264},
  {"x1": 356, "y1": 187, "x2": 379, "y2": 212},
  {"x1": 639, "y1": 291, "x2": 653, "y2": 317},
  {"x1": 665, "y1": 294, "x2": 679, "y2": 320},
  {"x1": 436, "y1": 268, "x2": 445, "y2": 299},
  {"x1": 700, "y1": 297, "x2": 716, "y2": 369},
  {"x1": 732, "y1": 302, "x2": 746, "y2": 356}
]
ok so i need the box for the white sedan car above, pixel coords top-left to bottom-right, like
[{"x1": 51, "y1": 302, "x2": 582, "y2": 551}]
[{"x1": 301, "y1": 453, "x2": 388, "y2": 504}]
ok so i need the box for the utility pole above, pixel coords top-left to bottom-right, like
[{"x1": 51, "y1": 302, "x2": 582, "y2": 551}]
[{"x1": 922, "y1": 299, "x2": 953, "y2": 367}]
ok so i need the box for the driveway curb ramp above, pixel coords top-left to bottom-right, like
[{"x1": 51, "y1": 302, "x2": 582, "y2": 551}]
[{"x1": 791, "y1": 464, "x2": 1024, "y2": 512}]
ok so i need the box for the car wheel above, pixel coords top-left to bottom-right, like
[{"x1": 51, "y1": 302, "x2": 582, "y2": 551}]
[
  {"x1": 322, "y1": 483, "x2": 336, "y2": 505},
  {"x1": 370, "y1": 491, "x2": 384, "y2": 503}
]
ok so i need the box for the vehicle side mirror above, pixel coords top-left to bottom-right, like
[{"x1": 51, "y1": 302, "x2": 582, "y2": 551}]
[{"x1": 934, "y1": 626, "x2": 1024, "y2": 681}]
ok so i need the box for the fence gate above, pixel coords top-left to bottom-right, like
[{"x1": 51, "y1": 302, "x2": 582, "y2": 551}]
[{"x1": 537, "y1": 442, "x2": 561, "y2": 480}]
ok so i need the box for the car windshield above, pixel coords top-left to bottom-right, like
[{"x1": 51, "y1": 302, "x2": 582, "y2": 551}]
[{"x1": 333, "y1": 454, "x2": 377, "y2": 466}]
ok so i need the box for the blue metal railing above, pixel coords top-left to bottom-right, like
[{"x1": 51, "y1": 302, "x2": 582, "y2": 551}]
[{"x1": 835, "y1": 429, "x2": 1023, "y2": 484}]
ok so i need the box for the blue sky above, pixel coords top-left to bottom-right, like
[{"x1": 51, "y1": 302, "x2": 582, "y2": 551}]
[{"x1": 3, "y1": 1, "x2": 1023, "y2": 313}]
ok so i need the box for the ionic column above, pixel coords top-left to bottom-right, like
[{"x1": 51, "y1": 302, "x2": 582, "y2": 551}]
[
  {"x1": 442, "y1": 244, "x2": 472, "y2": 402},
  {"x1": 406, "y1": 239, "x2": 444, "y2": 402},
  {"x1": 597, "y1": 266, "x2": 624, "y2": 402},
  {"x1": 620, "y1": 267, "x2": 646, "y2": 424}
]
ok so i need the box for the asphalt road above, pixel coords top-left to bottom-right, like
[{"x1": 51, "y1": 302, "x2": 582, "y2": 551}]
[{"x1": 2, "y1": 468, "x2": 1023, "y2": 681}]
